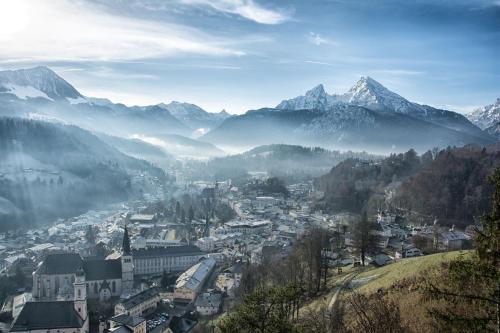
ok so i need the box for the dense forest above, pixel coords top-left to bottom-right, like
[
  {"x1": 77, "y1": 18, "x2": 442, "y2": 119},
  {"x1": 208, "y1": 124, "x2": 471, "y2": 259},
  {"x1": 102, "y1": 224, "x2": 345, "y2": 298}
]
[
  {"x1": 242, "y1": 177, "x2": 290, "y2": 198},
  {"x1": 315, "y1": 144, "x2": 500, "y2": 227},
  {"x1": 187, "y1": 144, "x2": 380, "y2": 183},
  {"x1": 0, "y1": 117, "x2": 169, "y2": 231}
]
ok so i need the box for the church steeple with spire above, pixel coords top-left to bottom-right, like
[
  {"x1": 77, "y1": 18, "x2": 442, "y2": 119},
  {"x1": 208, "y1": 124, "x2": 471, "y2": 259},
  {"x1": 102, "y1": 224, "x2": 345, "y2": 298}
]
[
  {"x1": 122, "y1": 225, "x2": 131, "y2": 255},
  {"x1": 121, "y1": 224, "x2": 134, "y2": 294}
]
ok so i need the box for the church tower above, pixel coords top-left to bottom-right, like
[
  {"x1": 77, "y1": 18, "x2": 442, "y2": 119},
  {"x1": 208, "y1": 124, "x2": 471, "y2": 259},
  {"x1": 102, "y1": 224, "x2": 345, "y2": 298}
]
[
  {"x1": 74, "y1": 267, "x2": 88, "y2": 326},
  {"x1": 121, "y1": 225, "x2": 134, "y2": 294}
]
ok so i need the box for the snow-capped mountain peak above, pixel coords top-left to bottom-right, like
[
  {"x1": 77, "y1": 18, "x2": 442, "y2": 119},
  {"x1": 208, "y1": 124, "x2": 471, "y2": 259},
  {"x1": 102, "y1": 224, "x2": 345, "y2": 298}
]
[
  {"x1": 272, "y1": 76, "x2": 490, "y2": 139},
  {"x1": 276, "y1": 76, "x2": 421, "y2": 114},
  {"x1": 344, "y1": 76, "x2": 419, "y2": 114},
  {"x1": 468, "y1": 98, "x2": 500, "y2": 130},
  {"x1": 348, "y1": 76, "x2": 387, "y2": 98},
  {"x1": 276, "y1": 83, "x2": 340, "y2": 110},
  {"x1": 0, "y1": 66, "x2": 85, "y2": 103},
  {"x1": 305, "y1": 84, "x2": 327, "y2": 98}
]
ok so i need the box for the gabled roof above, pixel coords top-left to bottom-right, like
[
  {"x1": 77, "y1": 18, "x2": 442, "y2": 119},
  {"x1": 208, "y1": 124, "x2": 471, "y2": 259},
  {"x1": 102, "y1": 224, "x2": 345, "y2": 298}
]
[
  {"x1": 443, "y1": 231, "x2": 470, "y2": 241},
  {"x1": 175, "y1": 258, "x2": 216, "y2": 291},
  {"x1": 110, "y1": 314, "x2": 145, "y2": 327},
  {"x1": 10, "y1": 301, "x2": 84, "y2": 331},
  {"x1": 195, "y1": 292, "x2": 222, "y2": 307},
  {"x1": 83, "y1": 258, "x2": 122, "y2": 281},
  {"x1": 227, "y1": 262, "x2": 244, "y2": 274},
  {"x1": 36, "y1": 253, "x2": 82, "y2": 275},
  {"x1": 118, "y1": 287, "x2": 160, "y2": 310},
  {"x1": 35, "y1": 253, "x2": 122, "y2": 281},
  {"x1": 168, "y1": 316, "x2": 197, "y2": 333}
]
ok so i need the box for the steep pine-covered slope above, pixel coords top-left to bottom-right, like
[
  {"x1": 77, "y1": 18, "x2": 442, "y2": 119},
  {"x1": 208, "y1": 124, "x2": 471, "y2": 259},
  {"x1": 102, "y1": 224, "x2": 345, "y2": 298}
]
[
  {"x1": 0, "y1": 117, "x2": 167, "y2": 230},
  {"x1": 315, "y1": 144, "x2": 500, "y2": 228}
]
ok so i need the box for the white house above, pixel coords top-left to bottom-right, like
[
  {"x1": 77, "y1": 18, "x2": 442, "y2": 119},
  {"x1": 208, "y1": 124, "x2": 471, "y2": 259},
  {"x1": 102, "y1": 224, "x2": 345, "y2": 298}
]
[{"x1": 395, "y1": 247, "x2": 422, "y2": 259}]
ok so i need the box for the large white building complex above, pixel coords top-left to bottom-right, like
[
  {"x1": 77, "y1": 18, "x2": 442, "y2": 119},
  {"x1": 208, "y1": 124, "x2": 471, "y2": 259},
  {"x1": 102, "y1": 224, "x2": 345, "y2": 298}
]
[
  {"x1": 132, "y1": 246, "x2": 206, "y2": 275},
  {"x1": 174, "y1": 258, "x2": 216, "y2": 302}
]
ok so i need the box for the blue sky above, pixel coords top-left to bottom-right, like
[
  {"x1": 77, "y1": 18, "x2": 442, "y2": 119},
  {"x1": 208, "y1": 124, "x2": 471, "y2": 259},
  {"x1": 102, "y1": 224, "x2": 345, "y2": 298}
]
[{"x1": 0, "y1": 0, "x2": 499, "y2": 114}]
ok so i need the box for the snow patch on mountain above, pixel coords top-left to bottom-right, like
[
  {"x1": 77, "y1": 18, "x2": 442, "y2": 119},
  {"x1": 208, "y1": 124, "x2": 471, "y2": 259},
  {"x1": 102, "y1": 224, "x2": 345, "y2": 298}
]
[
  {"x1": 67, "y1": 96, "x2": 88, "y2": 105},
  {"x1": 27, "y1": 112, "x2": 69, "y2": 124},
  {"x1": 1, "y1": 83, "x2": 53, "y2": 100}
]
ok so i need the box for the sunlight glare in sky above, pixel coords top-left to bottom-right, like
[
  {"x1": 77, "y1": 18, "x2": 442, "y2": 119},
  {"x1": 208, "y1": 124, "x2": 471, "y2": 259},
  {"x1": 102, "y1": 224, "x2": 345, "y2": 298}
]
[{"x1": 0, "y1": 1, "x2": 30, "y2": 37}]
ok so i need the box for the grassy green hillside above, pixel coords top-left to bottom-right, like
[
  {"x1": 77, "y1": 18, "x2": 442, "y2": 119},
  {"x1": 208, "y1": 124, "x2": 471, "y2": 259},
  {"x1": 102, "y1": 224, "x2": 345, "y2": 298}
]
[
  {"x1": 300, "y1": 250, "x2": 473, "y2": 332},
  {"x1": 353, "y1": 250, "x2": 472, "y2": 293},
  {"x1": 346, "y1": 251, "x2": 473, "y2": 331}
]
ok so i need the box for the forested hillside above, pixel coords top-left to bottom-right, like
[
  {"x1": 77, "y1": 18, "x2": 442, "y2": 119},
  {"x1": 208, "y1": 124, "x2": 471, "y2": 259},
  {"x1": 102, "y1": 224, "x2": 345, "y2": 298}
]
[
  {"x1": 0, "y1": 117, "x2": 168, "y2": 231},
  {"x1": 315, "y1": 144, "x2": 500, "y2": 227},
  {"x1": 188, "y1": 144, "x2": 379, "y2": 182}
]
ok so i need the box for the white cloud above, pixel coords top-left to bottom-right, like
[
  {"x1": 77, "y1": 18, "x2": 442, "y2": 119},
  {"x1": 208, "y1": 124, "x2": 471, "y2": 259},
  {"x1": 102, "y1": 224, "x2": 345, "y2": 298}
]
[
  {"x1": 85, "y1": 67, "x2": 160, "y2": 80},
  {"x1": 304, "y1": 60, "x2": 336, "y2": 66},
  {"x1": 308, "y1": 32, "x2": 335, "y2": 46},
  {"x1": 0, "y1": 0, "x2": 244, "y2": 63},
  {"x1": 180, "y1": 0, "x2": 290, "y2": 24}
]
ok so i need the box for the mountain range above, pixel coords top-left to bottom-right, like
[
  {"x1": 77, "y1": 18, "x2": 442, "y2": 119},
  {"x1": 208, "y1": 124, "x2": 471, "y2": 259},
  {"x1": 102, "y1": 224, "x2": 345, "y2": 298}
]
[
  {"x1": 277, "y1": 77, "x2": 482, "y2": 136},
  {"x1": 0, "y1": 66, "x2": 498, "y2": 156},
  {"x1": 0, "y1": 66, "x2": 230, "y2": 156},
  {"x1": 204, "y1": 77, "x2": 495, "y2": 152}
]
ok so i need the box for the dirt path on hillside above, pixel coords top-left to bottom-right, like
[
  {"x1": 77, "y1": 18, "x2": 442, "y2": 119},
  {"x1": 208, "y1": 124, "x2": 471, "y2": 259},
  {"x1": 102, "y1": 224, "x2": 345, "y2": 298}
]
[{"x1": 328, "y1": 271, "x2": 357, "y2": 312}]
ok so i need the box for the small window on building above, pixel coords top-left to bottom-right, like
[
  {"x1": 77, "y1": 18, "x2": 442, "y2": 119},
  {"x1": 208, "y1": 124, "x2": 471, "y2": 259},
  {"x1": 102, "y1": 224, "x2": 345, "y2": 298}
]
[{"x1": 55, "y1": 276, "x2": 60, "y2": 293}]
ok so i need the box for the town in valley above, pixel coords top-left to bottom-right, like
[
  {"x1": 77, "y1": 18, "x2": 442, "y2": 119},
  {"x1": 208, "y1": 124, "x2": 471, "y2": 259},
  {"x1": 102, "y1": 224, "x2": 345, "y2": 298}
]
[{"x1": 0, "y1": 0, "x2": 499, "y2": 332}]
